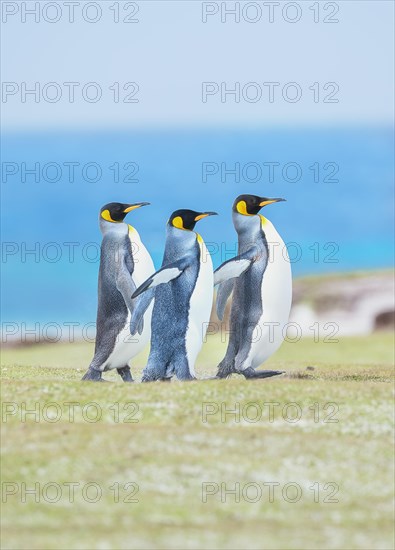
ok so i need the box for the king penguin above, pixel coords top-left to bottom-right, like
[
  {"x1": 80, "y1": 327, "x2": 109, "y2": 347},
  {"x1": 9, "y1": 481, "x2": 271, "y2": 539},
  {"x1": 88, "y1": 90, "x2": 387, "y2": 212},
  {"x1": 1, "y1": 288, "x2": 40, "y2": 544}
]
[
  {"x1": 82, "y1": 202, "x2": 155, "y2": 382},
  {"x1": 213, "y1": 194, "x2": 292, "y2": 379},
  {"x1": 130, "y1": 209, "x2": 217, "y2": 381}
]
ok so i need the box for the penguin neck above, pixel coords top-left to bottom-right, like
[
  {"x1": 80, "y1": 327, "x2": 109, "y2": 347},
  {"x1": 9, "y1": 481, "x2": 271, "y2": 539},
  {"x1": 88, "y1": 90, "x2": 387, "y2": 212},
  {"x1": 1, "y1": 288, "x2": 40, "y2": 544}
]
[
  {"x1": 232, "y1": 212, "x2": 263, "y2": 245},
  {"x1": 163, "y1": 225, "x2": 197, "y2": 263},
  {"x1": 99, "y1": 218, "x2": 127, "y2": 237}
]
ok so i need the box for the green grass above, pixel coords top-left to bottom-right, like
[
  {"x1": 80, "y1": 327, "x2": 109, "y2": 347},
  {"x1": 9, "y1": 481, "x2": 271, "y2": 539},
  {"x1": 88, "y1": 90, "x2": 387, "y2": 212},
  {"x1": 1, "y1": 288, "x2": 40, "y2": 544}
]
[{"x1": 1, "y1": 333, "x2": 394, "y2": 550}]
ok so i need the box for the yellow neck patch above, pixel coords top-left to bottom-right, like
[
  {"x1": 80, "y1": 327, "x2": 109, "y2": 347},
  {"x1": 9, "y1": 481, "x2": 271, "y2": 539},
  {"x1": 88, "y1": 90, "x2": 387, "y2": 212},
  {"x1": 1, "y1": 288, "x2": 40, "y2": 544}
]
[
  {"x1": 101, "y1": 209, "x2": 117, "y2": 222},
  {"x1": 259, "y1": 215, "x2": 267, "y2": 226},
  {"x1": 236, "y1": 200, "x2": 252, "y2": 216},
  {"x1": 128, "y1": 224, "x2": 135, "y2": 233},
  {"x1": 196, "y1": 233, "x2": 203, "y2": 244},
  {"x1": 172, "y1": 216, "x2": 185, "y2": 229}
]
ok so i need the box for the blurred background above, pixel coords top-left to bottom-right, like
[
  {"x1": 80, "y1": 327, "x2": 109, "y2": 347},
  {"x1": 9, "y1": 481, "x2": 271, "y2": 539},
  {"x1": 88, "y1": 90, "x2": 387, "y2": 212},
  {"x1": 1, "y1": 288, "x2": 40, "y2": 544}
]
[
  {"x1": 1, "y1": 0, "x2": 394, "y2": 339},
  {"x1": 1, "y1": 4, "x2": 394, "y2": 550}
]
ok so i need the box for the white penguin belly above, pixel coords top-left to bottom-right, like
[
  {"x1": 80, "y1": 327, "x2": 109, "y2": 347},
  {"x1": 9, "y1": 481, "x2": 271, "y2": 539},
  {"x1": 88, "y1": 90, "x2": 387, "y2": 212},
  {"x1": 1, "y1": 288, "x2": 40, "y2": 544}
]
[
  {"x1": 185, "y1": 239, "x2": 214, "y2": 375},
  {"x1": 104, "y1": 227, "x2": 155, "y2": 370},
  {"x1": 245, "y1": 222, "x2": 292, "y2": 369},
  {"x1": 129, "y1": 226, "x2": 156, "y2": 287}
]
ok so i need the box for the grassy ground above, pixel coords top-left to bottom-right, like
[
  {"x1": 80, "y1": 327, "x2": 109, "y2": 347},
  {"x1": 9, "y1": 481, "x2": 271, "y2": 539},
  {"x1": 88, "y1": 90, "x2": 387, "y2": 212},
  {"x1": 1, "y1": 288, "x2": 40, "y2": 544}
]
[{"x1": 1, "y1": 332, "x2": 394, "y2": 550}]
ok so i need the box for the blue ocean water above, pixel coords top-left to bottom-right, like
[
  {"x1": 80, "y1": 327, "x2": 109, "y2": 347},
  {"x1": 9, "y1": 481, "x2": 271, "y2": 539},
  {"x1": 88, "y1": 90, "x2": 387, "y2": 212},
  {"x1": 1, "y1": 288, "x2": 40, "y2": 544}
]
[{"x1": 1, "y1": 126, "x2": 393, "y2": 326}]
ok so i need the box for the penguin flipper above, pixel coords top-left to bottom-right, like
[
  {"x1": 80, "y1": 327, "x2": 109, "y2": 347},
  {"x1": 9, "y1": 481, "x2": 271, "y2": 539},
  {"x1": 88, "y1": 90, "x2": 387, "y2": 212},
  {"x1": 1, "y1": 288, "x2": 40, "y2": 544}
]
[
  {"x1": 115, "y1": 253, "x2": 138, "y2": 315},
  {"x1": 132, "y1": 258, "x2": 190, "y2": 299},
  {"x1": 214, "y1": 247, "x2": 258, "y2": 286},
  {"x1": 216, "y1": 279, "x2": 235, "y2": 321},
  {"x1": 130, "y1": 288, "x2": 155, "y2": 336}
]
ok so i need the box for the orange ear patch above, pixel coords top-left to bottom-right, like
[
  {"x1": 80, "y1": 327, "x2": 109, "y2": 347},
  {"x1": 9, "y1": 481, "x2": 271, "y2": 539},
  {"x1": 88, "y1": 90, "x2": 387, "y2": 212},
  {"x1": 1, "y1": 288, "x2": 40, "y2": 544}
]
[
  {"x1": 236, "y1": 200, "x2": 251, "y2": 215},
  {"x1": 172, "y1": 216, "x2": 184, "y2": 229},
  {"x1": 101, "y1": 209, "x2": 114, "y2": 222}
]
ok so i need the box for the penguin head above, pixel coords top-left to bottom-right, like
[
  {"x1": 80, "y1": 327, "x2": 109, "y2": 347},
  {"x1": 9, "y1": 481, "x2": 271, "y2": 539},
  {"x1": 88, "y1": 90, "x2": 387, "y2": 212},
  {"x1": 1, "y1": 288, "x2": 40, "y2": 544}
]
[
  {"x1": 233, "y1": 195, "x2": 285, "y2": 216},
  {"x1": 168, "y1": 209, "x2": 217, "y2": 231},
  {"x1": 100, "y1": 202, "x2": 150, "y2": 223}
]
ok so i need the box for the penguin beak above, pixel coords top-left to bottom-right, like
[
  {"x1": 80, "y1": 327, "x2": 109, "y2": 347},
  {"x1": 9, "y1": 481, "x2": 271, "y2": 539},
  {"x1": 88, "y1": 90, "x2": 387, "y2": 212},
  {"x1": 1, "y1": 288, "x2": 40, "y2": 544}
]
[
  {"x1": 259, "y1": 198, "x2": 286, "y2": 207},
  {"x1": 194, "y1": 212, "x2": 218, "y2": 221},
  {"x1": 123, "y1": 202, "x2": 150, "y2": 213}
]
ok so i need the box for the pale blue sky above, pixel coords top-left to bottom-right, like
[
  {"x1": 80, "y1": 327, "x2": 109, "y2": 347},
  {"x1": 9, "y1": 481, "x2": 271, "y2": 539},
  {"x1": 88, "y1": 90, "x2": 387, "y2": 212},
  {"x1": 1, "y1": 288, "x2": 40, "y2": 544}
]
[{"x1": 1, "y1": 0, "x2": 394, "y2": 129}]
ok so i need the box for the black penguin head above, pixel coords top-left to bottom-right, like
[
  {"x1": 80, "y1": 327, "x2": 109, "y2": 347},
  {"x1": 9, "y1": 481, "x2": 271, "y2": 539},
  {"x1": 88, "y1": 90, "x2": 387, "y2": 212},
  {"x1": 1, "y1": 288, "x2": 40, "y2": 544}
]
[
  {"x1": 233, "y1": 195, "x2": 286, "y2": 216},
  {"x1": 100, "y1": 201, "x2": 150, "y2": 223},
  {"x1": 168, "y1": 209, "x2": 218, "y2": 231}
]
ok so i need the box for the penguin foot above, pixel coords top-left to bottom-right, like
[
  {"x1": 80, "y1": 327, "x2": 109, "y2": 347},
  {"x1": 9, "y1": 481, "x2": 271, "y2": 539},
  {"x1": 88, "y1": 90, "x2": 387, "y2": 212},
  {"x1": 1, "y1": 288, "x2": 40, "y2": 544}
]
[
  {"x1": 216, "y1": 365, "x2": 236, "y2": 379},
  {"x1": 81, "y1": 368, "x2": 104, "y2": 382},
  {"x1": 117, "y1": 366, "x2": 134, "y2": 383},
  {"x1": 141, "y1": 374, "x2": 157, "y2": 383},
  {"x1": 242, "y1": 367, "x2": 285, "y2": 380}
]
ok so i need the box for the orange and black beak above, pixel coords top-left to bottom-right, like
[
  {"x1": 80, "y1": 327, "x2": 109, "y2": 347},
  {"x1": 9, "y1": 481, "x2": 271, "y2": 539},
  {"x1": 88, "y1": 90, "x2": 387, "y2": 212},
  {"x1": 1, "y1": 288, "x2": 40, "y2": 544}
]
[
  {"x1": 194, "y1": 211, "x2": 218, "y2": 221},
  {"x1": 259, "y1": 198, "x2": 286, "y2": 207},
  {"x1": 123, "y1": 202, "x2": 150, "y2": 213}
]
